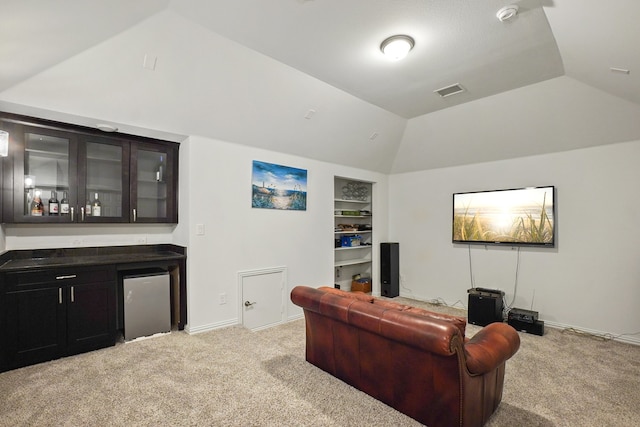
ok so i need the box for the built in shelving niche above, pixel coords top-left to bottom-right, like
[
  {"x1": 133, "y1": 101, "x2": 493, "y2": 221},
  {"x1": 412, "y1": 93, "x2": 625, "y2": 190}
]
[{"x1": 334, "y1": 177, "x2": 373, "y2": 292}]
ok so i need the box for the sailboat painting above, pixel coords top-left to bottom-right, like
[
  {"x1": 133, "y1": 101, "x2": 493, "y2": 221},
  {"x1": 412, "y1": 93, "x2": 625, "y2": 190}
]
[{"x1": 251, "y1": 160, "x2": 307, "y2": 211}]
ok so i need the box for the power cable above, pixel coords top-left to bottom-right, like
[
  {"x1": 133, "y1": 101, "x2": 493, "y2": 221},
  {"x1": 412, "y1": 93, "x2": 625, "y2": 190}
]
[
  {"x1": 506, "y1": 246, "x2": 521, "y2": 310},
  {"x1": 468, "y1": 244, "x2": 475, "y2": 288}
]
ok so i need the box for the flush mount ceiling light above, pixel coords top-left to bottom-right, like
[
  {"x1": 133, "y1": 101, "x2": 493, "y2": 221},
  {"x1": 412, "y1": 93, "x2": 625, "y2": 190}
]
[
  {"x1": 497, "y1": 5, "x2": 519, "y2": 22},
  {"x1": 380, "y1": 35, "x2": 415, "y2": 61}
]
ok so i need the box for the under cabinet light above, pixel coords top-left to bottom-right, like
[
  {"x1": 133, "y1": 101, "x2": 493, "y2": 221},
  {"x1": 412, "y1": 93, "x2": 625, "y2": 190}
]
[
  {"x1": 97, "y1": 124, "x2": 118, "y2": 133},
  {"x1": 0, "y1": 130, "x2": 8, "y2": 157}
]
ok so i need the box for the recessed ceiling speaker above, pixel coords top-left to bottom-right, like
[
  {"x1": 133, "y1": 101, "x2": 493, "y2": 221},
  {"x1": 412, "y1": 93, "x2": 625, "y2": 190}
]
[{"x1": 497, "y1": 5, "x2": 519, "y2": 22}]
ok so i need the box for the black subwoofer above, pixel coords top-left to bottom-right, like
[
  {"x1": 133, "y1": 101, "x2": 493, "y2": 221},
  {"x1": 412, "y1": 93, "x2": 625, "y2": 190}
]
[
  {"x1": 467, "y1": 288, "x2": 504, "y2": 326},
  {"x1": 508, "y1": 318, "x2": 545, "y2": 336},
  {"x1": 381, "y1": 242, "x2": 399, "y2": 297}
]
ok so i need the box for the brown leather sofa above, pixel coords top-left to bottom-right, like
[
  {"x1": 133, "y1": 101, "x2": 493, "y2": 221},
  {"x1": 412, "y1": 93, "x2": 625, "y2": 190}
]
[{"x1": 291, "y1": 286, "x2": 520, "y2": 427}]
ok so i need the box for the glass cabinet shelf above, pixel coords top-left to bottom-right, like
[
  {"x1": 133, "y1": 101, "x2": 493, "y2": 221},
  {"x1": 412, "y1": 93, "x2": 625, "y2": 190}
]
[
  {"x1": 86, "y1": 185, "x2": 123, "y2": 192},
  {"x1": 25, "y1": 149, "x2": 67, "y2": 158},
  {"x1": 87, "y1": 156, "x2": 120, "y2": 163},
  {"x1": 138, "y1": 196, "x2": 168, "y2": 201}
]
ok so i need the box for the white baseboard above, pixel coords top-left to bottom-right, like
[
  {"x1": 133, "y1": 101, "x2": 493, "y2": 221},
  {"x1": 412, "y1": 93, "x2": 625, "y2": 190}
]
[
  {"x1": 544, "y1": 321, "x2": 640, "y2": 346},
  {"x1": 184, "y1": 314, "x2": 304, "y2": 335},
  {"x1": 287, "y1": 313, "x2": 304, "y2": 322},
  {"x1": 185, "y1": 318, "x2": 238, "y2": 334},
  {"x1": 398, "y1": 292, "x2": 640, "y2": 346}
]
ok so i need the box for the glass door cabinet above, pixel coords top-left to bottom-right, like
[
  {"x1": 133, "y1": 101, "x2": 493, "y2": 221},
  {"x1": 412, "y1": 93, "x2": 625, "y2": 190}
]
[
  {"x1": 11, "y1": 124, "x2": 79, "y2": 223},
  {"x1": 78, "y1": 135, "x2": 130, "y2": 223},
  {"x1": 0, "y1": 114, "x2": 178, "y2": 224},
  {"x1": 131, "y1": 143, "x2": 177, "y2": 223}
]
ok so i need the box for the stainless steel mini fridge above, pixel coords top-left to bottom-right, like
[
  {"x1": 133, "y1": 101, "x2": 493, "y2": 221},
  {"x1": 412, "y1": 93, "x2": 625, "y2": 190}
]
[{"x1": 123, "y1": 271, "x2": 171, "y2": 341}]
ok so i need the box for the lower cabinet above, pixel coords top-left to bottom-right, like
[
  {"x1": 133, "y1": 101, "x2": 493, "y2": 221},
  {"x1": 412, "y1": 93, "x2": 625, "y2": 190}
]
[
  {"x1": 66, "y1": 281, "x2": 116, "y2": 353},
  {"x1": 1, "y1": 266, "x2": 116, "y2": 371},
  {"x1": 3, "y1": 286, "x2": 67, "y2": 369}
]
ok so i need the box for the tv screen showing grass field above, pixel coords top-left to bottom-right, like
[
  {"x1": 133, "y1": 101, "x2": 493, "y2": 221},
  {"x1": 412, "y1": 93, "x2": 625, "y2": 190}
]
[{"x1": 453, "y1": 186, "x2": 554, "y2": 246}]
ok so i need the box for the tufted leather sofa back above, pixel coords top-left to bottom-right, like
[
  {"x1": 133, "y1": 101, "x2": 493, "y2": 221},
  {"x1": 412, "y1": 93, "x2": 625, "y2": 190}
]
[{"x1": 292, "y1": 285, "x2": 520, "y2": 427}]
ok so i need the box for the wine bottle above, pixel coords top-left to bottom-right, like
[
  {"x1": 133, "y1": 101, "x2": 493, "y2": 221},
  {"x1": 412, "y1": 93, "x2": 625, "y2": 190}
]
[
  {"x1": 85, "y1": 198, "x2": 92, "y2": 216},
  {"x1": 48, "y1": 191, "x2": 59, "y2": 216},
  {"x1": 156, "y1": 155, "x2": 164, "y2": 182},
  {"x1": 60, "y1": 191, "x2": 70, "y2": 215},
  {"x1": 91, "y1": 192, "x2": 102, "y2": 216},
  {"x1": 31, "y1": 191, "x2": 44, "y2": 216}
]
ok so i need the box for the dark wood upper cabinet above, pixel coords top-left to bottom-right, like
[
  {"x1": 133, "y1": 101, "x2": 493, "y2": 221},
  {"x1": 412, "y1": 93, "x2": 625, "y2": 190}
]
[
  {"x1": 77, "y1": 133, "x2": 130, "y2": 223},
  {"x1": 130, "y1": 141, "x2": 178, "y2": 223},
  {"x1": 0, "y1": 113, "x2": 179, "y2": 224}
]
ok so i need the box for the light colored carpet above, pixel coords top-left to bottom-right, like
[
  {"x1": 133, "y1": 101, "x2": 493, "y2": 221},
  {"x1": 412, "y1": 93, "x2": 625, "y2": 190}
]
[{"x1": 1, "y1": 297, "x2": 639, "y2": 426}]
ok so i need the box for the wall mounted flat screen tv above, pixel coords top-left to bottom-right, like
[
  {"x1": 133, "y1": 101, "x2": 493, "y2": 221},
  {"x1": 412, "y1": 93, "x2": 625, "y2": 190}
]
[{"x1": 452, "y1": 186, "x2": 555, "y2": 247}]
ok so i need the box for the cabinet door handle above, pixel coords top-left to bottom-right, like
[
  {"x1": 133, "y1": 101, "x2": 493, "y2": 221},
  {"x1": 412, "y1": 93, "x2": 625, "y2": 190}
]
[
  {"x1": 70, "y1": 206, "x2": 74, "y2": 222},
  {"x1": 70, "y1": 286, "x2": 74, "y2": 303},
  {"x1": 59, "y1": 288, "x2": 63, "y2": 304},
  {"x1": 56, "y1": 274, "x2": 77, "y2": 280},
  {"x1": 133, "y1": 208, "x2": 137, "y2": 222},
  {"x1": 80, "y1": 207, "x2": 85, "y2": 222}
]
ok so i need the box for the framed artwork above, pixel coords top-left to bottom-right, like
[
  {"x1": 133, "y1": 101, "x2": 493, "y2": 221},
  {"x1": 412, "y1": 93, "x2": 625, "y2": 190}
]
[{"x1": 251, "y1": 160, "x2": 307, "y2": 211}]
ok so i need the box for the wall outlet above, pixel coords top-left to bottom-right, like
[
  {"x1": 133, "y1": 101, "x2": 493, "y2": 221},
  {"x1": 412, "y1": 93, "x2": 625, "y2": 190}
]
[
  {"x1": 135, "y1": 236, "x2": 147, "y2": 244},
  {"x1": 196, "y1": 224, "x2": 205, "y2": 236},
  {"x1": 219, "y1": 293, "x2": 227, "y2": 305},
  {"x1": 71, "y1": 238, "x2": 83, "y2": 246}
]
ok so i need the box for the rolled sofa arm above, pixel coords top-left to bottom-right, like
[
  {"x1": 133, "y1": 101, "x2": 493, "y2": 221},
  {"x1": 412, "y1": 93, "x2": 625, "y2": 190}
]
[{"x1": 463, "y1": 322, "x2": 520, "y2": 375}]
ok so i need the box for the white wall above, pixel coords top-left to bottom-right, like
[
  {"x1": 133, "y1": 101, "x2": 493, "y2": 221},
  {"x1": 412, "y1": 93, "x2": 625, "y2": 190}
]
[
  {"x1": 175, "y1": 136, "x2": 388, "y2": 333},
  {"x1": 0, "y1": 9, "x2": 406, "y2": 174},
  {"x1": 389, "y1": 140, "x2": 640, "y2": 344},
  {"x1": 391, "y1": 76, "x2": 640, "y2": 174},
  {"x1": 3, "y1": 224, "x2": 174, "y2": 250},
  {"x1": 0, "y1": 133, "x2": 388, "y2": 334}
]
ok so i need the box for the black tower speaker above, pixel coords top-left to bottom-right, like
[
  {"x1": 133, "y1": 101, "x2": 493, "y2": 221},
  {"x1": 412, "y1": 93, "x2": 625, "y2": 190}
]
[
  {"x1": 467, "y1": 288, "x2": 504, "y2": 326},
  {"x1": 381, "y1": 242, "x2": 399, "y2": 298}
]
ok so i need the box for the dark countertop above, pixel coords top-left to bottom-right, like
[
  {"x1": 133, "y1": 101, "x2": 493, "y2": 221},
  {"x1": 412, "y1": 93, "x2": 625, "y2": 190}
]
[{"x1": 0, "y1": 244, "x2": 186, "y2": 272}]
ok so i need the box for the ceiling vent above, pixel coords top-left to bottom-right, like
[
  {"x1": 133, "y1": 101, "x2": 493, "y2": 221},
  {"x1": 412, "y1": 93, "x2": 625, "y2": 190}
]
[{"x1": 434, "y1": 83, "x2": 466, "y2": 98}]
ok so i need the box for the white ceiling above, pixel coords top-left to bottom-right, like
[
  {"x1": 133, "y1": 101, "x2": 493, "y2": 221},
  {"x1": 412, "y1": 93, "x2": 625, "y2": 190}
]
[
  {"x1": 168, "y1": 0, "x2": 565, "y2": 119},
  {"x1": 1, "y1": 0, "x2": 639, "y2": 173}
]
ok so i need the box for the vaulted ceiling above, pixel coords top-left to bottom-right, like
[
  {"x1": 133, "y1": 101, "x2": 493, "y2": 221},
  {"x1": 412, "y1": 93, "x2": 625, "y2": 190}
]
[{"x1": 1, "y1": 0, "x2": 639, "y2": 173}]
